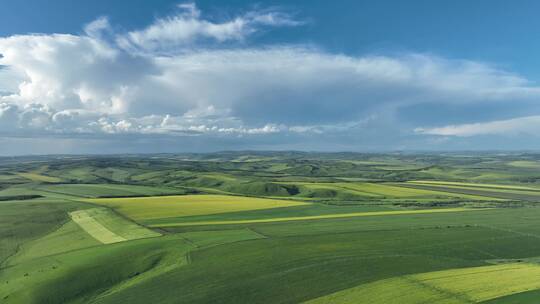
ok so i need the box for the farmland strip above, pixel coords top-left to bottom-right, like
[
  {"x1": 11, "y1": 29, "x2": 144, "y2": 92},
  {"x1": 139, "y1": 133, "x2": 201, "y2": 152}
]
[
  {"x1": 151, "y1": 208, "x2": 489, "y2": 227},
  {"x1": 396, "y1": 183, "x2": 540, "y2": 202},
  {"x1": 70, "y1": 210, "x2": 127, "y2": 244}
]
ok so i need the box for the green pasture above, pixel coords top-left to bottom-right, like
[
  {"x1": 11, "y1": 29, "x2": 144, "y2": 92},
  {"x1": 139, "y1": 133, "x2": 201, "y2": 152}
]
[
  {"x1": 4, "y1": 153, "x2": 540, "y2": 303},
  {"x1": 306, "y1": 263, "x2": 540, "y2": 303}
]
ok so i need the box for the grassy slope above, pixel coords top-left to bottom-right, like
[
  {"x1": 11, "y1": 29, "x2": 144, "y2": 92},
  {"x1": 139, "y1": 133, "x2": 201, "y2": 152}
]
[
  {"x1": 5, "y1": 154, "x2": 540, "y2": 303},
  {"x1": 52, "y1": 206, "x2": 538, "y2": 304},
  {"x1": 306, "y1": 263, "x2": 540, "y2": 303},
  {"x1": 3, "y1": 204, "x2": 540, "y2": 303},
  {"x1": 91, "y1": 219, "x2": 540, "y2": 303},
  {"x1": 0, "y1": 229, "x2": 267, "y2": 304},
  {"x1": 8, "y1": 220, "x2": 101, "y2": 265},
  {"x1": 35, "y1": 184, "x2": 185, "y2": 198},
  {"x1": 483, "y1": 289, "x2": 540, "y2": 303},
  {"x1": 0, "y1": 200, "x2": 83, "y2": 266}
]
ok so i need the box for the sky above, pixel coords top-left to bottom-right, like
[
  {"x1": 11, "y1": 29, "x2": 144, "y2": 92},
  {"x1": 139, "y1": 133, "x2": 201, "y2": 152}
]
[{"x1": 1, "y1": 0, "x2": 540, "y2": 155}]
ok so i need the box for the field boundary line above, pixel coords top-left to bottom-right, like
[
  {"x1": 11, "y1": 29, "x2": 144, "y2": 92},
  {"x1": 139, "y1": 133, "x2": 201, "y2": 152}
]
[{"x1": 246, "y1": 227, "x2": 269, "y2": 238}]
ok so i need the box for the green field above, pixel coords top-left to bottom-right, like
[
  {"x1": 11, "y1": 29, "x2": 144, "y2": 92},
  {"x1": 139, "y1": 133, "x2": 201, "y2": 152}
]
[
  {"x1": 306, "y1": 263, "x2": 540, "y2": 303},
  {"x1": 3, "y1": 152, "x2": 540, "y2": 303},
  {"x1": 36, "y1": 183, "x2": 186, "y2": 198}
]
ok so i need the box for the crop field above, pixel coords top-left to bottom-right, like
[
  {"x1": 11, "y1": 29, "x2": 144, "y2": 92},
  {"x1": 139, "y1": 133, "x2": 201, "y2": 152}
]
[
  {"x1": 332, "y1": 182, "x2": 496, "y2": 200},
  {"x1": 401, "y1": 182, "x2": 540, "y2": 202},
  {"x1": 3, "y1": 152, "x2": 540, "y2": 303},
  {"x1": 70, "y1": 208, "x2": 160, "y2": 244},
  {"x1": 150, "y1": 207, "x2": 486, "y2": 227},
  {"x1": 87, "y1": 194, "x2": 310, "y2": 221}
]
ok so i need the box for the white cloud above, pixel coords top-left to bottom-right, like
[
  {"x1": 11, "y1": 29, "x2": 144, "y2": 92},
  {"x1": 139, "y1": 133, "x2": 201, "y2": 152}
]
[
  {"x1": 84, "y1": 17, "x2": 111, "y2": 39},
  {"x1": 416, "y1": 115, "x2": 540, "y2": 137},
  {"x1": 0, "y1": 33, "x2": 134, "y2": 113},
  {"x1": 117, "y1": 3, "x2": 301, "y2": 54},
  {"x1": 1, "y1": 3, "x2": 540, "y2": 148},
  {"x1": 0, "y1": 103, "x2": 19, "y2": 129}
]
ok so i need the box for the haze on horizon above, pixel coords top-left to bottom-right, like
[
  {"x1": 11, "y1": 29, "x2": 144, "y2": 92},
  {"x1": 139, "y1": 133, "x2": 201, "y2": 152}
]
[{"x1": 1, "y1": 0, "x2": 540, "y2": 155}]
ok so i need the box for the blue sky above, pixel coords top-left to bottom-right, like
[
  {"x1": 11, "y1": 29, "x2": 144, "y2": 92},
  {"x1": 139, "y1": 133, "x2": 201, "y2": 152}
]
[{"x1": 1, "y1": 0, "x2": 540, "y2": 154}]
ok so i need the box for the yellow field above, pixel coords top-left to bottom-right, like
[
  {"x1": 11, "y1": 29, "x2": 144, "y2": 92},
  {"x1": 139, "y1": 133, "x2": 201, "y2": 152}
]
[
  {"x1": 16, "y1": 172, "x2": 61, "y2": 183},
  {"x1": 150, "y1": 208, "x2": 488, "y2": 227},
  {"x1": 87, "y1": 195, "x2": 310, "y2": 221},
  {"x1": 297, "y1": 182, "x2": 495, "y2": 200},
  {"x1": 306, "y1": 263, "x2": 540, "y2": 304}
]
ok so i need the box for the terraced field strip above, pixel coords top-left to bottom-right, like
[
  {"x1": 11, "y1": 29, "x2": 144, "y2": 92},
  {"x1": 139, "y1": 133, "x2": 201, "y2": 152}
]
[
  {"x1": 305, "y1": 263, "x2": 540, "y2": 304},
  {"x1": 70, "y1": 210, "x2": 126, "y2": 244},
  {"x1": 410, "y1": 180, "x2": 540, "y2": 192},
  {"x1": 406, "y1": 183, "x2": 540, "y2": 195},
  {"x1": 397, "y1": 183, "x2": 540, "y2": 202},
  {"x1": 291, "y1": 181, "x2": 492, "y2": 200},
  {"x1": 150, "y1": 207, "x2": 489, "y2": 227},
  {"x1": 87, "y1": 195, "x2": 310, "y2": 221},
  {"x1": 340, "y1": 182, "x2": 494, "y2": 200}
]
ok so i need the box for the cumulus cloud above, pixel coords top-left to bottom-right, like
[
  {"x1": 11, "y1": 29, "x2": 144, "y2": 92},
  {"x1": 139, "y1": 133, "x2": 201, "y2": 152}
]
[
  {"x1": 1, "y1": 2, "x2": 540, "y2": 152},
  {"x1": 416, "y1": 115, "x2": 540, "y2": 137},
  {"x1": 0, "y1": 32, "x2": 153, "y2": 115}
]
